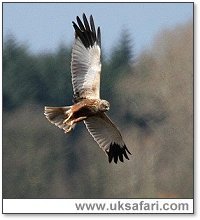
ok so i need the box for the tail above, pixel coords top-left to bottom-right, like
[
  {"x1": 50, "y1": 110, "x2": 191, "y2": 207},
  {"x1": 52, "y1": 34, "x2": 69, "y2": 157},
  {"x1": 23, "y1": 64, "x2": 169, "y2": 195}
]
[{"x1": 44, "y1": 106, "x2": 76, "y2": 133}]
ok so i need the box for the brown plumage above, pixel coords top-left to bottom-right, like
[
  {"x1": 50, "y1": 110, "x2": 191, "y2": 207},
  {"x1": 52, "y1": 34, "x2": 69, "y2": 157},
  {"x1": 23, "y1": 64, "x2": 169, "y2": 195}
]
[{"x1": 44, "y1": 13, "x2": 131, "y2": 163}]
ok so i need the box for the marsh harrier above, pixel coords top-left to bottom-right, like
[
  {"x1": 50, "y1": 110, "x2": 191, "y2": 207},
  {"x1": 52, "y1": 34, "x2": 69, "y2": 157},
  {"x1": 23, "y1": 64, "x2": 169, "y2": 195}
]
[{"x1": 44, "y1": 14, "x2": 131, "y2": 163}]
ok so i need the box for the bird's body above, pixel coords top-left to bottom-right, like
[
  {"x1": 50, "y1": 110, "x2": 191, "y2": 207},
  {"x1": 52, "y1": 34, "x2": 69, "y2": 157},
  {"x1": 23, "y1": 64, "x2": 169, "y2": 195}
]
[
  {"x1": 45, "y1": 98, "x2": 109, "y2": 132},
  {"x1": 44, "y1": 14, "x2": 131, "y2": 163}
]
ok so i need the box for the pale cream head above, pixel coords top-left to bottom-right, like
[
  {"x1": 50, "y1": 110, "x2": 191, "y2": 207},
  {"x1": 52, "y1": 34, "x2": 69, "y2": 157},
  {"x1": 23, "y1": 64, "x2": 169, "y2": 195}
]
[{"x1": 99, "y1": 100, "x2": 110, "y2": 112}]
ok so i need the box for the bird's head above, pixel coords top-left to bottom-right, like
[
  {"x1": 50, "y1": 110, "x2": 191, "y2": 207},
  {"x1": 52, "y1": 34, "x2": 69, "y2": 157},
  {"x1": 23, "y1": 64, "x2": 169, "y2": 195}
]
[{"x1": 99, "y1": 100, "x2": 110, "y2": 112}]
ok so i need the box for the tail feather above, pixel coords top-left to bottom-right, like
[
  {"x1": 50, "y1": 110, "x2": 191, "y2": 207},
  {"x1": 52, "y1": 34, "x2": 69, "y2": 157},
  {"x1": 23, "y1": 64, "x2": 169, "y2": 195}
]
[{"x1": 44, "y1": 106, "x2": 76, "y2": 133}]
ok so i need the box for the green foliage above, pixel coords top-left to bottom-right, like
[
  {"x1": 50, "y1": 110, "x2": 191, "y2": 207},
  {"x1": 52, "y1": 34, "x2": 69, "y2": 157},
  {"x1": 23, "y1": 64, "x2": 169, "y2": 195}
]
[
  {"x1": 101, "y1": 29, "x2": 134, "y2": 107},
  {"x1": 3, "y1": 37, "x2": 40, "y2": 109},
  {"x1": 3, "y1": 37, "x2": 73, "y2": 111},
  {"x1": 109, "y1": 28, "x2": 133, "y2": 73}
]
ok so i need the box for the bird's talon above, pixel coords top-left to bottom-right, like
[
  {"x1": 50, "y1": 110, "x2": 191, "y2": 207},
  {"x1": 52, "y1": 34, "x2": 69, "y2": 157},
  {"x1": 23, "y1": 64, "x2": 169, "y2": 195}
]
[{"x1": 65, "y1": 127, "x2": 72, "y2": 133}]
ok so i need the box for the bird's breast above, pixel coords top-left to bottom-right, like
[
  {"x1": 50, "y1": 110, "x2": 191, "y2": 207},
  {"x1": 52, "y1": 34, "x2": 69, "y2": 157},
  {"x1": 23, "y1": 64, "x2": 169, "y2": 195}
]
[{"x1": 71, "y1": 99, "x2": 100, "y2": 119}]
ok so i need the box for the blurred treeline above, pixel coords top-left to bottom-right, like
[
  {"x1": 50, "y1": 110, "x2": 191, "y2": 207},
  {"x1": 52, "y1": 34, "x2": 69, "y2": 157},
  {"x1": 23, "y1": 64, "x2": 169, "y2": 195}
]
[{"x1": 3, "y1": 20, "x2": 193, "y2": 198}]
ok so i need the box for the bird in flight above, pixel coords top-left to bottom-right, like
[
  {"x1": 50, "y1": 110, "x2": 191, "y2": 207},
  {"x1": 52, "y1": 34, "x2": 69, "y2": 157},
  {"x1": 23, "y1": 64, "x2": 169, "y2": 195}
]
[{"x1": 44, "y1": 14, "x2": 131, "y2": 163}]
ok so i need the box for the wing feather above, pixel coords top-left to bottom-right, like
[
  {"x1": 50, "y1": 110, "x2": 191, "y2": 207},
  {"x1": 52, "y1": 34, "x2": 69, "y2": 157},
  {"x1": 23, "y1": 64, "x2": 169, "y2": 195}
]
[
  {"x1": 71, "y1": 14, "x2": 101, "y2": 101},
  {"x1": 90, "y1": 16, "x2": 96, "y2": 39},
  {"x1": 84, "y1": 113, "x2": 131, "y2": 163},
  {"x1": 76, "y1": 16, "x2": 85, "y2": 31},
  {"x1": 97, "y1": 27, "x2": 101, "y2": 48}
]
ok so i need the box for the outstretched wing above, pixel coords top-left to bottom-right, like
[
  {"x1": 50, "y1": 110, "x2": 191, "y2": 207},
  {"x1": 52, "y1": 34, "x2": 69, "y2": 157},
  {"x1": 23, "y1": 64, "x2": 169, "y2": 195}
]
[
  {"x1": 71, "y1": 13, "x2": 101, "y2": 101},
  {"x1": 84, "y1": 113, "x2": 131, "y2": 163}
]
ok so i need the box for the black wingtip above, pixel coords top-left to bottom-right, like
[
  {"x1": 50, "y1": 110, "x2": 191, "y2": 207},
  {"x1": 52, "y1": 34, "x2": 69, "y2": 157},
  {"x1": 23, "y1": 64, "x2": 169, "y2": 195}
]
[
  {"x1": 106, "y1": 143, "x2": 131, "y2": 164},
  {"x1": 72, "y1": 13, "x2": 101, "y2": 48}
]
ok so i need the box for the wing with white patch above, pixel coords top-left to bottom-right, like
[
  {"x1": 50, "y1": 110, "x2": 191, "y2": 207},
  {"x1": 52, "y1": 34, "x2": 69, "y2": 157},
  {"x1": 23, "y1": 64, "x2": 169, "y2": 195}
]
[
  {"x1": 71, "y1": 13, "x2": 101, "y2": 101},
  {"x1": 84, "y1": 113, "x2": 131, "y2": 163}
]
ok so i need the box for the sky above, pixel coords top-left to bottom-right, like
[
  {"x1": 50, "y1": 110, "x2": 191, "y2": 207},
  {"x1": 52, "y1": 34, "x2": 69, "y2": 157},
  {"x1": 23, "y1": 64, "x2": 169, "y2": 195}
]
[{"x1": 3, "y1": 2, "x2": 193, "y2": 57}]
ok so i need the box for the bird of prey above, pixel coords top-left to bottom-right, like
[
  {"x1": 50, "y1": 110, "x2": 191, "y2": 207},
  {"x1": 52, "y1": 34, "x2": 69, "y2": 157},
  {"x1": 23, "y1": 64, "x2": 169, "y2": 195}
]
[{"x1": 44, "y1": 13, "x2": 131, "y2": 163}]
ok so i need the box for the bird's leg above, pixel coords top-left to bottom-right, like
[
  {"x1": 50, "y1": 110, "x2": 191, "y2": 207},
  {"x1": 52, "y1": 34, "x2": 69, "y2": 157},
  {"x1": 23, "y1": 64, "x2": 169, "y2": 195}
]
[
  {"x1": 63, "y1": 112, "x2": 73, "y2": 124},
  {"x1": 64, "y1": 120, "x2": 75, "y2": 133},
  {"x1": 73, "y1": 116, "x2": 87, "y2": 123},
  {"x1": 64, "y1": 116, "x2": 87, "y2": 133}
]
